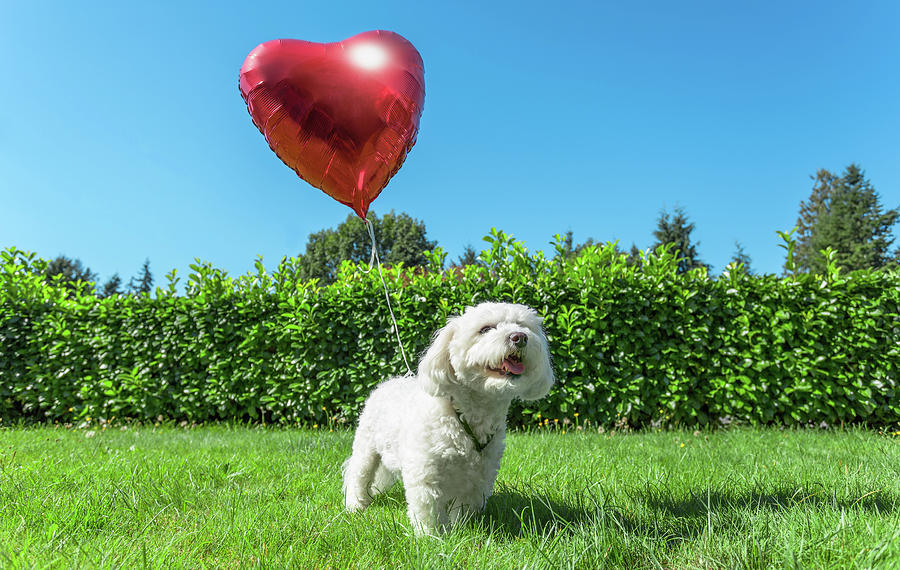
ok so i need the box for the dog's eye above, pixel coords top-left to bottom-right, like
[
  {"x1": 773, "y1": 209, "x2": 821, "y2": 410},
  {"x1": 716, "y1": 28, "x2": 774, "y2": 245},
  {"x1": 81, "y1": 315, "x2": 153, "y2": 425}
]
[{"x1": 479, "y1": 325, "x2": 494, "y2": 334}]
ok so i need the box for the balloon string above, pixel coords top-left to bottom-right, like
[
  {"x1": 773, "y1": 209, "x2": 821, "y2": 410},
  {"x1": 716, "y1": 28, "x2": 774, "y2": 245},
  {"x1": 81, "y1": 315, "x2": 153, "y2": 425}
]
[{"x1": 363, "y1": 218, "x2": 413, "y2": 376}]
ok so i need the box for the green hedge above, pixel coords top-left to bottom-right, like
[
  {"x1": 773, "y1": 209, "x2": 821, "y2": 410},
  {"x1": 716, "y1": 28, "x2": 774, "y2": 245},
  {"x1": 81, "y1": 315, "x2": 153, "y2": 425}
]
[{"x1": 1, "y1": 231, "x2": 899, "y2": 428}]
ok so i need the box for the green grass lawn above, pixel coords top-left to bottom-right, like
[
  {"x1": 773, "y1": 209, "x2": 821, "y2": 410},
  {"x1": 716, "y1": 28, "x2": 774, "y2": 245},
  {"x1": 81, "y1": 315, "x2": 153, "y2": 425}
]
[{"x1": 1, "y1": 425, "x2": 898, "y2": 569}]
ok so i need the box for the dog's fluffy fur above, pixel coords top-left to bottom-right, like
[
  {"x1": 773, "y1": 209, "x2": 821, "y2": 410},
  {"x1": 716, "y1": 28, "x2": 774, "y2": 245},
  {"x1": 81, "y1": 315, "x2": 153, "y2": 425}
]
[{"x1": 343, "y1": 302, "x2": 554, "y2": 535}]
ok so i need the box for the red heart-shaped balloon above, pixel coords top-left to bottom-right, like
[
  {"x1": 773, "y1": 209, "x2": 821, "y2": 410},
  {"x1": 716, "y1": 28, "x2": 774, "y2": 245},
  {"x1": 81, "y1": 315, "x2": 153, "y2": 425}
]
[{"x1": 239, "y1": 31, "x2": 425, "y2": 218}]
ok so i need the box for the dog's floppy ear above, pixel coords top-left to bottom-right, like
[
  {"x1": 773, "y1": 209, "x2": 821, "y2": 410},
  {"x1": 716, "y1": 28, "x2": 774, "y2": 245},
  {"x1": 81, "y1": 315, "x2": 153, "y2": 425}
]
[{"x1": 418, "y1": 317, "x2": 458, "y2": 397}]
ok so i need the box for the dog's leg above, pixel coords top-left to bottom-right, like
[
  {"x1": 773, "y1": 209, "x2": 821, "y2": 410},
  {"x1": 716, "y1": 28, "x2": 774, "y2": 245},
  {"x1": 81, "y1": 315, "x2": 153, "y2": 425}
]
[
  {"x1": 404, "y1": 484, "x2": 447, "y2": 536},
  {"x1": 447, "y1": 444, "x2": 504, "y2": 526},
  {"x1": 447, "y1": 494, "x2": 480, "y2": 526},
  {"x1": 342, "y1": 444, "x2": 381, "y2": 512},
  {"x1": 448, "y1": 478, "x2": 490, "y2": 526},
  {"x1": 477, "y1": 441, "x2": 505, "y2": 509}
]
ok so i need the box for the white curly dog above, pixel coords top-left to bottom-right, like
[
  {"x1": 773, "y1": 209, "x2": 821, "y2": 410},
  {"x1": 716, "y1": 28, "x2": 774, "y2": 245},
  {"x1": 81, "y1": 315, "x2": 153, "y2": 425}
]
[{"x1": 343, "y1": 302, "x2": 555, "y2": 535}]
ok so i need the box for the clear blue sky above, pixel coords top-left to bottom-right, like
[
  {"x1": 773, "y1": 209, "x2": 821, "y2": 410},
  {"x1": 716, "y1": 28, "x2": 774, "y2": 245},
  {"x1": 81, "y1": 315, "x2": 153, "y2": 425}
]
[{"x1": 2, "y1": 1, "x2": 898, "y2": 286}]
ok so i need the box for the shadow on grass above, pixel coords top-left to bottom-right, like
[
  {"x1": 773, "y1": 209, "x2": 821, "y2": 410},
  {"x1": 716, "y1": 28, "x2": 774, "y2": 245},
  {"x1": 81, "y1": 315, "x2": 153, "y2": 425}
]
[
  {"x1": 349, "y1": 476, "x2": 899, "y2": 546},
  {"x1": 483, "y1": 484, "x2": 594, "y2": 538},
  {"x1": 481, "y1": 480, "x2": 900, "y2": 542},
  {"x1": 363, "y1": 482, "x2": 596, "y2": 539},
  {"x1": 369, "y1": 486, "x2": 406, "y2": 508},
  {"x1": 641, "y1": 483, "x2": 899, "y2": 518}
]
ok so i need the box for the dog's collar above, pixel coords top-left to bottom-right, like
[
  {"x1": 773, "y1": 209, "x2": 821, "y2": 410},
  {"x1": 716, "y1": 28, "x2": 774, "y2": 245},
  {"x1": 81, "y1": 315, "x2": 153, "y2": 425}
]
[{"x1": 451, "y1": 401, "x2": 493, "y2": 453}]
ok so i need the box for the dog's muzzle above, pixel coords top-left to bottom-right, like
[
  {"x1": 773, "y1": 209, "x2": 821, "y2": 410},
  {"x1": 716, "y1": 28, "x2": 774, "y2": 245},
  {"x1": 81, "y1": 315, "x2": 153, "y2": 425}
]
[
  {"x1": 509, "y1": 332, "x2": 527, "y2": 348},
  {"x1": 488, "y1": 332, "x2": 528, "y2": 376}
]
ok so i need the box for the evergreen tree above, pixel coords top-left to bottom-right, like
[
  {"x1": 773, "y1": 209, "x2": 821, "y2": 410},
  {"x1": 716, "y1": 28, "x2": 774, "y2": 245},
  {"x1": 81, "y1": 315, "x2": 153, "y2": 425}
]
[
  {"x1": 560, "y1": 230, "x2": 575, "y2": 258},
  {"x1": 101, "y1": 273, "x2": 123, "y2": 297},
  {"x1": 556, "y1": 230, "x2": 596, "y2": 260},
  {"x1": 574, "y1": 237, "x2": 597, "y2": 257},
  {"x1": 297, "y1": 210, "x2": 437, "y2": 284},
  {"x1": 453, "y1": 245, "x2": 481, "y2": 267},
  {"x1": 794, "y1": 164, "x2": 899, "y2": 273},
  {"x1": 626, "y1": 243, "x2": 643, "y2": 268},
  {"x1": 129, "y1": 259, "x2": 153, "y2": 294},
  {"x1": 651, "y1": 207, "x2": 709, "y2": 273},
  {"x1": 730, "y1": 241, "x2": 753, "y2": 274},
  {"x1": 795, "y1": 169, "x2": 835, "y2": 272},
  {"x1": 602, "y1": 241, "x2": 642, "y2": 268},
  {"x1": 44, "y1": 255, "x2": 98, "y2": 294}
]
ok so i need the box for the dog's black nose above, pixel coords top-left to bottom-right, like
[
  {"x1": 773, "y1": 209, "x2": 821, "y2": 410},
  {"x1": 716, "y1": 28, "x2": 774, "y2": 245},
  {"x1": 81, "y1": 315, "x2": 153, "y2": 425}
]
[{"x1": 509, "y1": 332, "x2": 527, "y2": 348}]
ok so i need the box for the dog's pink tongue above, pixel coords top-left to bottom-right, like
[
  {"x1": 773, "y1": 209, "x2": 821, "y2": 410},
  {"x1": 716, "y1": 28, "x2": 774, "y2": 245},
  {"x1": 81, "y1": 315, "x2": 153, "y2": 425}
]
[{"x1": 502, "y1": 358, "x2": 525, "y2": 375}]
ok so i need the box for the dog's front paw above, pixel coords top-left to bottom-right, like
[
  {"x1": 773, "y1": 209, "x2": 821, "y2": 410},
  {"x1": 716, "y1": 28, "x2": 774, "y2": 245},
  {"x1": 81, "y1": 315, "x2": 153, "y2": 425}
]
[{"x1": 344, "y1": 497, "x2": 367, "y2": 513}]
